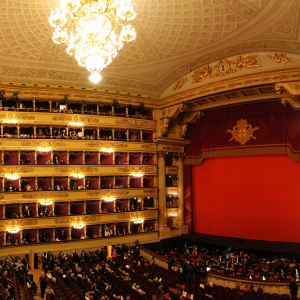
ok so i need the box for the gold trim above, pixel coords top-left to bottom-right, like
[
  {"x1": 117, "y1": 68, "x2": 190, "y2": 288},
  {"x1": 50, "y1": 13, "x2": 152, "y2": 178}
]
[
  {"x1": 86, "y1": 190, "x2": 130, "y2": 197},
  {"x1": 0, "y1": 219, "x2": 38, "y2": 228},
  {"x1": 0, "y1": 113, "x2": 35, "y2": 121},
  {"x1": 86, "y1": 142, "x2": 128, "y2": 148},
  {"x1": 268, "y1": 54, "x2": 293, "y2": 64},
  {"x1": 22, "y1": 192, "x2": 69, "y2": 199},
  {"x1": 117, "y1": 166, "x2": 154, "y2": 172},
  {"x1": 117, "y1": 210, "x2": 157, "y2": 219},
  {"x1": 115, "y1": 119, "x2": 155, "y2": 128},
  {"x1": 52, "y1": 115, "x2": 98, "y2": 123},
  {"x1": 21, "y1": 141, "x2": 67, "y2": 147},
  {"x1": 173, "y1": 78, "x2": 187, "y2": 91},
  {"x1": 55, "y1": 216, "x2": 101, "y2": 224},
  {"x1": 0, "y1": 167, "x2": 34, "y2": 173},
  {"x1": 55, "y1": 166, "x2": 98, "y2": 173}
]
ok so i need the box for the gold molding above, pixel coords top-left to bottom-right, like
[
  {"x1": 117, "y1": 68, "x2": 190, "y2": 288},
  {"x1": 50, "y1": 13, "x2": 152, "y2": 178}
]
[
  {"x1": 161, "y1": 103, "x2": 187, "y2": 119},
  {"x1": 86, "y1": 142, "x2": 128, "y2": 148},
  {"x1": 179, "y1": 124, "x2": 189, "y2": 138},
  {"x1": 117, "y1": 210, "x2": 157, "y2": 219},
  {"x1": 141, "y1": 144, "x2": 155, "y2": 150},
  {"x1": 275, "y1": 81, "x2": 300, "y2": 99},
  {"x1": 173, "y1": 78, "x2": 187, "y2": 91},
  {"x1": 115, "y1": 119, "x2": 155, "y2": 128},
  {"x1": 162, "y1": 146, "x2": 182, "y2": 152},
  {"x1": 21, "y1": 141, "x2": 67, "y2": 147},
  {"x1": 192, "y1": 55, "x2": 261, "y2": 84},
  {"x1": 179, "y1": 111, "x2": 204, "y2": 138},
  {"x1": 0, "y1": 219, "x2": 38, "y2": 228},
  {"x1": 160, "y1": 118, "x2": 171, "y2": 135},
  {"x1": 55, "y1": 215, "x2": 101, "y2": 224},
  {"x1": 142, "y1": 189, "x2": 157, "y2": 194},
  {"x1": 22, "y1": 192, "x2": 69, "y2": 199},
  {"x1": 268, "y1": 54, "x2": 293, "y2": 64},
  {"x1": 227, "y1": 119, "x2": 259, "y2": 145},
  {"x1": 0, "y1": 112, "x2": 35, "y2": 121},
  {"x1": 281, "y1": 97, "x2": 300, "y2": 110},
  {"x1": 86, "y1": 190, "x2": 130, "y2": 197},
  {"x1": 166, "y1": 166, "x2": 178, "y2": 175},
  {"x1": 0, "y1": 167, "x2": 34, "y2": 173},
  {"x1": 52, "y1": 115, "x2": 98, "y2": 123},
  {"x1": 55, "y1": 166, "x2": 98, "y2": 173},
  {"x1": 117, "y1": 166, "x2": 154, "y2": 172}
]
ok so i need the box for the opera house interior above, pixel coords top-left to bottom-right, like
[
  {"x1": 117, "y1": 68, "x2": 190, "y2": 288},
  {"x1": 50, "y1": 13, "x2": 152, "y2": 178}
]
[{"x1": 1, "y1": 0, "x2": 300, "y2": 299}]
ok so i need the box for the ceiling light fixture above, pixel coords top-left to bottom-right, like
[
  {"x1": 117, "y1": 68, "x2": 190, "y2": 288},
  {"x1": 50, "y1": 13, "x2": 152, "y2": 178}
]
[
  {"x1": 49, "y1": 0, "x2": 136, "y2": 83},
  {"x1": 40, "y1": 201, "x2": 53, "y2": 206},
  {"x1": 7, "y1": 228, "x2": 20, "y2": 234}
]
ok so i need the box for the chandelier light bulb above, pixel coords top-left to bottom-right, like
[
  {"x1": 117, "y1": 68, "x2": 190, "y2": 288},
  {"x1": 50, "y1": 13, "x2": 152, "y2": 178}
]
[{"x1": 49, "y1": 0, "x2": 136, "y2": 83}]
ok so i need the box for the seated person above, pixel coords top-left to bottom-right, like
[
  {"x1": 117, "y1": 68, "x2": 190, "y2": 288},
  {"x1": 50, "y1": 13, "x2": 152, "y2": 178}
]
[
  {"x1": 72, "y1": 182, "x2": 77, "y2": 190},
  {"x1": 6, "y1": 184, "x2": 14, "y2": 192},
  {"x1": 25, "y1": 183, "x2": 32, "y2": 191}
]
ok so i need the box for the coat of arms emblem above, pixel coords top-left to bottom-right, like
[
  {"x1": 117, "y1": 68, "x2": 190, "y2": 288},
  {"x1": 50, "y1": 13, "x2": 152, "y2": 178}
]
[{"x1": 227, "y1": 119, "x2": 259, "y2": 145}]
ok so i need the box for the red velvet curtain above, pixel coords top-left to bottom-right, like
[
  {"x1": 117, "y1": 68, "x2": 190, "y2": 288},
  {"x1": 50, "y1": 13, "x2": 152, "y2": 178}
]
[
  {"x1": 54, "y1": 203, "x2": 68, "y2": 216},
  {"x1": 129, "y1": 131, "x2": 141, "y2": 142},
  {"x1": 21, "y1": 177, "x2": 36, "y2": 191},
  {"x1": 144, "y1": 176, "x2": 154, "y2": 187},
  {"x1": 87, "y1": 225, "x2": 100, "y2": 237},
  {"x1": 130, "y1": 177, "x2": 141, "y2": 188},
  {"x1": 85, "y1": 152, "x2": 98, "y2": 165},
  {"x1": 20, "y1": 152, "x2": 35, "y2": 163},
  {"x1": 70, "y1": 202, "x2": 84, "y2": 215},
  {"x1": 143, "y1": 131, "x2": 153, "y2": 142},
  {"x1": 0, "y1": 232, "x2": 4, "y2": 245},
  {"x1": 184, "y1": 164, "x2": 192, "y2": 233},
  {"x1": 37, "y1": 177, "x2": 52, "y2": 190},
  {"x1": 100, "y1": 154, "x2": 113, "y2": 165},
  {"x1": 4, "y1": 152, "x2": 18, "y2": 165},
  {"x1": 129, "y1": 153, "x2": 141, "y2": 165},
  {"x1": 6, "y1": 204, "x2": 20, "y2": 218},
  {"x1": 86, "y1": 201, "x2": 99, "y2": 214},
  {"x1": 116, "y1": 222, "x2": 128, "y2": 233},
  {"x1": 53, "y1": 152, "x2": 67, "y2": 163},
  {"x1": 116, "y1": 176, "x2": 128, "y2": 187},
  {"x1": 0, "y1": 205, "x2": 3, "y2": 219},
  {"x1": 185, "y1": 100, "x2": 300, "y2": 165},
  {"x1": 40, "y1": 228, "x2": 53, "y2": 241},
  {"x1": 116, "y1": 199, "x2": 128, "y2": 211},
  {"x1": 54, "y1": 177, "x2": 68, "y2": 190},
  {"x1": 69, "y1": 152, "x2": 83, "y2": 165},
  {"x1": 22, "y1": 203, "x2": 36, "y2": 217},
  {"x1": 101, "y1": 201, "x2": 114, "y2": 212},
  {"x1": 23, "y1": 229, "x2": 37, "y2": 242},
  {"x1": 86, "y1": 177, "x2": 99, "y2": 189},
  {"x1": 144, "y1": 220, "x2": 155, "y2": 230},
  {"x1": 37, "y1": 152, "x2": 51, "y2": 164},
  {"x1": 5, "y1": 179, "x2": 19, "y2": 190},
  {"x1": 144, "y1": 154, "x2": 154, "y2": 165},
  {"x1": 101, "y1": 177, "x2": 113, "y2": 188},
  {"x1": 115, "y1": 153, "x2": 128, "y2": 164},
  {"x1": 71, "y1": 228, "x2": 84, "y2": 239},
  {"x1": 70, "y1": 178, "x2": 83, "y2": 189}
]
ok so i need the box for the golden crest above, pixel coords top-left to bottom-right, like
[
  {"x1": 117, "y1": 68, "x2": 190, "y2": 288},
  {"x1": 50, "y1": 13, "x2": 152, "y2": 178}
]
[
  {"x1": 173, "y1": 78, "x2": 187, "y2": 91},
  {"x1": 227, "y1": 119, "x2": 259, "y2": 145},
  {"x1": 268, "y1": 54, "x2": 293, "y2": 64}
]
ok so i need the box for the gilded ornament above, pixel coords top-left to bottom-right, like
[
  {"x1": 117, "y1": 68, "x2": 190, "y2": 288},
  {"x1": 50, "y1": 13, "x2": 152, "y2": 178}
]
[
  {"x1": 22, "y1": 192, "x2": 69, "y2": 199},
  {"x1": 86, "y1": 142, "x2": 128, "y2": 148},
  {"x1": 166, "y1": 167, "x2": 178, "y2": 174},
  {"x1": 275, "y1": 81, "x2": 300, "y2": 99},
  {"x1": 115, "y1": 119, "x2": 155, "y2": 128},
  {"x1": 173, "y1": 78, "x2": 187, "y2": 91},
  {"x1": 0, "y1": 167, "x2": 34, "y2": 173},
  {"x1": 0, "y1": 113, "x2": 35, "y2": 121},
  {"x1": 87, "y1": 190, "x2": 130, "y2": 197},
  {"x1": 162, "y1": 146, "x2": 182, "y2": 152},
  {"x1": 55, "y1": 166, "x2": 98, "y2": 173},
  {"x1": 117, "y1": 210, "x2": 157, "y2": 219},
  {"x1": 141, "y1": 144, "x2": 155, "y2": 150},
  {"x1": 55, "y1": 215, "x2": 101, "y2": 224},
  {"x1": 52, "y1": 115, "x2": 98, "y2": 123},
  {"x1": 227, "y1": 119, "x2": 259, "y2": 145},
  {"x1": 142, "y1": 189, "x2": 157, "y2": 194},
  {"x1": 160, "y1": 118, "x2": 171, "y2": 135},
  {"x1": 117, "y1": 166, "x2": 154, "y2": 172},
  {"x1": 192, "y1": 55, "x2": 261, "y2": 84},
  {"x1": 0, "y1": 219, "x2": 38, "y2": 228},
  {"x1": 179, "y1": 124, "x2": 189, "y2": 138},
  {"x1": 21, "y1": 141, "x2": 67, "y2": 147},
  {"x1": 281, "y1": 97, "x2": 300, "y2": 111},
  {"x1": 268, "y1": 54, "x2": 293, "y2": 64},
  {"x1": 161, "y1": 104, "x2": 188, "y2": 119}
]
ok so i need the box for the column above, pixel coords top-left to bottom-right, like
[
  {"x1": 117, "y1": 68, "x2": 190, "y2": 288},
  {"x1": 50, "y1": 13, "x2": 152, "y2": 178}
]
[
  {"x1": 4, "y1": 232, "x2": 6, "y2": 245},
  {"x1": 33, "y1": 98, "x2": 36, "y2": 111},
  {"x1": 51, "y1": 177, "x2": 54, "y2": 190},
  {"x1": 112, "y1": 129, "x2": 115, "y2": 140},
  {"x1": 128, "y1": 222, "x2": 131, "y2": 234},
  {"x1": 50, "y1": 151, "x2": 53, "y2": 164},
  {"x1": 82, "y1": 127, "x2": 85, "y2": 139},
  {"x1": 113, "y1": 152, "x2": 115, "y2": 165},
  {"x1": 20, "y1": 230, "x2": 23, "y2": 244},
  {"x1": 97, "y1": 105, "x2": 99, "y2": 115},
  {"x1": 154, "y1": 176, "x2": 157, "y2": 187},
  {"x1": 113, "y1": 200, "x2": 116, "y2": 212},
  {"x1": 18, "y1": 151, "x2": 20, "y2": 164},
  {"x1": 53, "y1": 230, "x2": 56, "y2": 241},
  {"x1": 84, "y1": 226, "x2": 86, "y2": 238},
  {"x1": 140, "y1": 130, "x2": 143, "y2": 142},
  {"x1": 140, "y1": 198, "x2": 144, "y2": 210},
  {"x1": 127, "y1": 153, "x2": 130, "y2": 164},
  {"x1": 140, "y1": 153, "x2": 143, "y2": 165},
  {"x1": 3, "y1": 205, "x2": 5, "y2": 219},
  {"x1": 126, "y1": 107, "x2": 128, "y2": 117},
  {"x1": 127, "y1": 176, "x2": 130, "y2": 188},
  {"x1": 69, "y1": 227, "x2": 71, "y2": 240},
  {"x1": 2, "y1": 180, "x2": 4, "y2": 194},
  {"x1": 157, "y1": 151, "x2": 170, "y2": 238},
  {"x1": 99, "y1": 177, "x2": 101, "y2": 189},
  {"x1": 127, "y1": 199, "x2": 130, "y2": 211},
  {"x1": 141, "y1": 222, "x2": 144, "y2": 231},
  {"x1": 34, "y1": 151, "x2": 37, "y2": 165},
  {"x1": 34, "y1": 125, "x2": 36, "y2": 138},
  {"x1": 52, "y1": 203, "x2": 55, "y2": 216},
  {"x1": 18, "y1": 178, "x2": 21, "y2": 191},
  {"x1": 99, "y1": 225, "x2": 102, "y2": 237},
  {"x1": 113, "y1": 176, "x2": 115, "y2": 188},
  {"x1": 98, "y1": 152, "x2": 101, "y2": 164},
  {"x1": 49, "y1": 100, "x2": 52, "y2": 111},
  {"x1": 175, "y1": 153, "x2": 188, "y2": 234},
  {"x1": 68, "y1": 201, "x2": 70, "y2": 215},
  {"x1": 141, "y1": 176, "x2": 143, "y2": 187},
  {"x1": 1, "y1": 151, "x2": 3, "y2": 165},
  {"x1": 66, "y1": 127, "x2": 69, "y2": 137},
  {"x1": 17, "y1": 125, "x2": 20, "y2": 138},
  {"x1": 114, "y1": 224, "x2": 116, "y2": 235},
  {"x1": 37, "y1": 229, "x2": 39, "y2": 243},
  {"x1": 35, "y1": 177, "x2": 38, "y2": 191},
  {"x1": 126, "y1": 129, "x2": 129, "y2": 141},
  {"x1": 20, "y1": 203, "x2": 22, "y2": 216},
  {"x1": 36, "y1": 203, "x2": 38, "y2": 216},
  {"x1": 83, "y1": 177, "x2": 86, "y2": 190},
  {"x1": 99, "y1": 200, "x2": 102, "y2": 213},
  {"x1": 83, "y1": 152, "x2": 85, "y2": 164},
  {"x1": 50, "y1": 125, "x2": 53, "y2": 138},
  {"x1": 107, "y1": 244, "x2": 112, "y2": 258},
  {"x1": 84, "y1": 201, "x2": 86, "y2": 214},
  {"x1": 97, "y1": 128, "x2": 100, "y2": 139},
  {"x1": 68, "y1": 177, "x2": 70, "y2": 190},
  {"x1": 112, "y1": 106, "x2": 114, "y2": 116},
  {"x1": 0, "y1": 125, "x2": 3, "y2": 138},
  {"x1": 67, "y1": 151, "x2": 69, "y2": 164}
]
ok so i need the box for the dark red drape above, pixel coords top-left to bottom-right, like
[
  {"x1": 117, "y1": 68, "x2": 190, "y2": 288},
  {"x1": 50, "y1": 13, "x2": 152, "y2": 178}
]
[
  {"x1": 70, "y1": 202, "x2": 84, "y2": 215},
  {"x1": 86, "y1": 201, "x2": 99, "y2": 214},
  {"x1": 100, "y1": 154, "x2": 113, "y2": 165},
  {"x1": 54, "y1": 203, "x2": 68, "y2": 216},
  {"x1": 129, "y1": 153, "x2": 141, "y2": 165}
]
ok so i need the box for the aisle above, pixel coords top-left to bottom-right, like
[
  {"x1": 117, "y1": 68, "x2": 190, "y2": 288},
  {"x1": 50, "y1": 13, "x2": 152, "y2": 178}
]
[{"x1": 30, "y1": 269, "x2": 44, "y2": 300}]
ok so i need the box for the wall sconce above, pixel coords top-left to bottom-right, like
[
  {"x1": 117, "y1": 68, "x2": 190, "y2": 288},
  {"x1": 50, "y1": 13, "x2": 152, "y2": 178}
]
[
  {"x1": 103, "y1": 198, "x2": 116, "y2": 202},
  {"x1": 6, "y1": 174, "x2": 19, "y2": 180},
  {"x1": 37, "y1": 147, "x2": 52, "y2": 153},
  {"x1": 71, "y1": 174, "x2": 84, "y2": 179},
  {"x1": 7, "y1": 228, "x2": 20, "y2": 234},
  {"x1": 131, "y1": 173, "x2": 143, "y2": 178},
  {"x1": 171, "y1": 213, "x2": 178, "y2": 217},
  {"x1": 73, "y1": 224, "x2": 85, "y2": 229},
  {"x1": 133, "y1": 219, "x2": 144, "y2": 224},
  {"x1": 39, "y1": 201, "x2": 53, "y2": 206},
  {"x1": 70, "y1": 122, "x2": 83, "y2": 127},
  {"x1": 102, "y1": 149, "x2": 114, "y2": 153},
  {"x1": 4, "y1": 119, "x2": 18, "y2": 124}
]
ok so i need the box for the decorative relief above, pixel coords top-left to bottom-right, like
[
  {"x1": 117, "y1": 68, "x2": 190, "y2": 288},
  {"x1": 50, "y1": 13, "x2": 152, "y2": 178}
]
[
  {"x1": 0, "y1": 219, "x2": 38, "y2": 228},
  {"x1": 281, "y1": 97, "x2": 300, "y2": 111},
  {"x1": 117, "y1": 210, "x2": 157, "y2": 220},
  {"x1": 143, "y1": 189, "x2": 157, "y2": 194},
  {"x1": 118, "y1": 166, "x2": 154, "y2": 172},
  {"x1": 55, "y1": 166, "x2": 98, "y2": 173},
  {"x1": 21, "y1": 141, "x2": 67, "y2": 147},
  {"x1": 55, "y1": 215, "x2": 101, "y2": 224},
  {"x1": 141, "y1": 144, "x2": 155, "y2": 150},
  {"x1": 166, "y1": 187, "x2": 178, "y2": 195},
  {"x1": 179, "y1": 124, "x2": 189, "y2": 138},
  {"x1": 179, "y1": 111, "x2": 204, "y2": 125},
  {"x1": 87, "y1": 190, "x2": 130, "y2": 197},
  {"x1": 227, "y1": 119, "x2": 259, "y2": 145},
  {"x1": 52, "y1": 115, "x2": 98, "y2": 123},
  {"x1": 22, "y1": 192, "x2": 69, "y2": 199},
  {"x1": 162, "y1": 146, "x2": 183, "y2": 152},
  {"x1": 161, "y1": 104, "x2": 188, "y2": 119},
  {"x1": 166, "y1": 167, "x2": 178, "y2": 175},
  {"x1": 268, "y1": 54, "x2": 293, "y2": 64},
  {"x1": 173, "y1": 78, "x2": 187, "y2": 91},
  {"x1": 192, "y1": 55, "x2": 261, "y2": 84},
  {"x1": 275, "y1": 81, "x2": 300, "y2": 99},
  {"x1": 115, "y1": 119, "x2": 155, "y2": 128},
  {"x1": 160, "y1": 118, "x2": 171, "y2": 135},
  {"x1": 86, "y1": 142, "x2": 128, "y2": 148},
  {"x1": 0, "y1": 113, "x2": 35, "y2": 121},
  {"x1": 0, "y1": 167, "x2": 34, "y2": 173}
]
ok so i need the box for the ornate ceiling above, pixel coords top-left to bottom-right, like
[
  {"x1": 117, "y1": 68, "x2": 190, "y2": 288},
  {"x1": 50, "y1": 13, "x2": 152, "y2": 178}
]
[{"x1": 0, "y1": 0, "x2": 298, "y2": 97}]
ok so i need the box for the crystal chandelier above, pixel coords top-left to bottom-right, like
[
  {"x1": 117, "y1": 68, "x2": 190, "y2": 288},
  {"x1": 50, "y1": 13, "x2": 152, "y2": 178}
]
[{"x1": 49, "y1": 0, "x2": 136, "y2": 83}]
